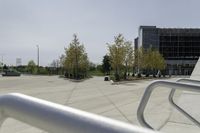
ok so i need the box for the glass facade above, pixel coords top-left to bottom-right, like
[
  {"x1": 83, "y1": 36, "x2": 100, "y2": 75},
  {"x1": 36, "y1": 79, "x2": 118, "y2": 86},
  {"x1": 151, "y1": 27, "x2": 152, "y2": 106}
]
[
  {"x1": 159, "y1": 29, "x2": 200, "y2": 60},
  {"x1": 135, "y1": 26, "x2": 200, "y2": 75}
]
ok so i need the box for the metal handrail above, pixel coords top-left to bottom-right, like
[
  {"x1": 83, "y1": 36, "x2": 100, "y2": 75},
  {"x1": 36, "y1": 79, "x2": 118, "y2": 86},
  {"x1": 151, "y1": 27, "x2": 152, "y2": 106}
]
[
  {"x1": 169, "y1": 78, "x2": 200, "y2": 128},
  {"x1": 0, "y1": 93, "x2": 159, "y2": 133},
  {"x1": 137, "y1": 80, "x2": 200, "y2": 130}
]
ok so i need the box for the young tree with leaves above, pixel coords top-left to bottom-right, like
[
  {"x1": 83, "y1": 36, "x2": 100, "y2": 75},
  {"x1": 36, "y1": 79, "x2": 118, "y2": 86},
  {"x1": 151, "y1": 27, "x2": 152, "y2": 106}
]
[
  {"x1": 139, "y1": 48, "x2": 166, "y2": 77},
  {"x1": 124, "y1": 41, "x2": 134, "y2": 79},
  {"x1": 64, "y1": 34, "x2": 89, "y2": 79},
  {"x1": 151, "y1": 50, "x2": 166, "y2": 76},
  {"x1": 27, "y1": 60, "x2": 37, "y2": 74},
  {"x1": 134, "y1": 47, "x2": 145, "y2": 77},
  {"x1": 108, "y1": 34, "x2": 126, "y2": 81}
]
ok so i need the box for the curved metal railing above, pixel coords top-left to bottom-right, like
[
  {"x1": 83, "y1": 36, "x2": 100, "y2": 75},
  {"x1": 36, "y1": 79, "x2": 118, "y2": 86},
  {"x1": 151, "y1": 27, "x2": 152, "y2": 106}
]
[
  {"x1": 0, "y1": 93, "x2": 159, "y2": 133},
  {"x1": 169, "y1": 78, "x2": 200, "y2": 128},
  {"x1": 137, "y1": 80, "x2": 200, "y2": 130}
]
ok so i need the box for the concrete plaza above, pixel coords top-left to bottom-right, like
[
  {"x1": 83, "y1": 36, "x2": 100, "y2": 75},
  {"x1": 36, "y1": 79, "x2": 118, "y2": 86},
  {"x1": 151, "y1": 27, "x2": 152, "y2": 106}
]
[{"x1": 0, "y1": 75, "x2": 198, "y2": 133}]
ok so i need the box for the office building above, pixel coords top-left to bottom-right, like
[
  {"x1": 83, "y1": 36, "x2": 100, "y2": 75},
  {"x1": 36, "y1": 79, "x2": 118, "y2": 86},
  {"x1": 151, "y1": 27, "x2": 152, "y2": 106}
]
[
  {"x1": 135, "y1": 26, "x2": 200, "y2": 75},
  {"x1": 16, "y1": 58, "x2": 22, "y2": 66}
]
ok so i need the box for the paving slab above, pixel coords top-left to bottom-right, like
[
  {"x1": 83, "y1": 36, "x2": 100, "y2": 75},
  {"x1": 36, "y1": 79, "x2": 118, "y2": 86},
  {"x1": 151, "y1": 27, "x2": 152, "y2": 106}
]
[
  {"x1": 161, "y1": 122, "x2": 199, "y2": 133},
  {"x1": 159, "y1": 58, "x2": 200, "y2": 132},
  {"x1": 0, "y1": 75, "x2": 182, "y2": 132}
]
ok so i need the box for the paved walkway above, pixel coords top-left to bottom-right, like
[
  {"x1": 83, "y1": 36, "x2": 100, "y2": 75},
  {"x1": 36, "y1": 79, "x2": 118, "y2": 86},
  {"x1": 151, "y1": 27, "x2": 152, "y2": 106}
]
[
  {"x1": 161, "y1": 91, "x2": 199, "y2": 133},
  {"x1": 0, "y1": 75, "x2": 196, "y2": 133},
  {"x1": 161, "y1": 59, "x2": 200, "y2": 133}
]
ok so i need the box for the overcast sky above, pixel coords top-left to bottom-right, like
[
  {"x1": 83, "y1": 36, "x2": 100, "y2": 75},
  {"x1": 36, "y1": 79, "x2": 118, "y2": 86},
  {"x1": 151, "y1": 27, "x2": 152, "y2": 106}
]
[{"x1": 1, "y1": 0, "x2": 200, "y2": 66}]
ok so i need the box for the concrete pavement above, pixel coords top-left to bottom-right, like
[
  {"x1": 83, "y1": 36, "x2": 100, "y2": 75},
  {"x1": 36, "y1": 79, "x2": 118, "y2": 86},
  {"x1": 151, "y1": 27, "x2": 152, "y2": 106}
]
[{"x1": 0, "y1": 75, "x2": 197, "y2": 133}]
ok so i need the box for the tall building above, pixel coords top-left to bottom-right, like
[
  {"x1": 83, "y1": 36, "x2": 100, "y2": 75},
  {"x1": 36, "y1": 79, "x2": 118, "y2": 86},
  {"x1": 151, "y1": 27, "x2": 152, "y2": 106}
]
[
  {"x1": 135, "y1": 26, "x2": 200, "y2": 75},
  {"x1": 16, "y1": 58, "x2": 22, "y2": 66}
]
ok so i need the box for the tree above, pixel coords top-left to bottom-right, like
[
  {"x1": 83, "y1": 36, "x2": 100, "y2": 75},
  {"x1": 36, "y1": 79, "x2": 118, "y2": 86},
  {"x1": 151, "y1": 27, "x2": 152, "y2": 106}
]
[
  {"x1": 27, "y1": 60, "x2": 37, "y2": 74},
  {"x1": 139, "y1": 48, "x2": 166, "y2": 77},
  {"x1": 102, "y1": 55, "x2": 111, "y2": 75},
  {"x1": 142, "y1": 48, "x2": 153, "y2": 77},
  {"x1": 0, "y1": 62, "x2": 3, "y2": 72},
  {"x1": 96, "y1": 65, "x2": 103, "y2": 72},
  {"x1": 124, "y1": 41, "x2": 134, "y2": 79},
  {"x1": 89, "y1": 62, "x2": 96, "y2": 71},
  {"x1": 50, "y1": 59, "x2": 59, "y2": 68},
  {"x1": 134, "y1": 47, "x2": 145, "y2": 77},
  {"x1": 108, "y1": 34, "x2": 126, "y2": 81},
  {"x1": 64, "y1": 34, "x2": 89, "y2": 79},
  {"x1": 59, "y1": 54, "x2": 66, "y2": 75},
  {"x1": 134, "y1": 47, "x2": 166, "y2": 77},
  {"x1": 50, "y1": 59, "x2": 60, "y2": 74},
  {"x1": 78, "y1": 53, "x2": 89, "y2": 78},
  {"x1": 151, "y1": 50, "x2": 166, "y2": 76},
  {"x1": 59, "y1": 54, "x2": 65, "y2": 68}
]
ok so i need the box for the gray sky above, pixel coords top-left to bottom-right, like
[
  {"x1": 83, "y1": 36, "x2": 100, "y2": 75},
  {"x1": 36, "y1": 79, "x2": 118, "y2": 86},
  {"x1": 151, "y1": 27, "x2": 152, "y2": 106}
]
[{"x1": 1, "y1": 0, "x2": 200, "y2": 66}]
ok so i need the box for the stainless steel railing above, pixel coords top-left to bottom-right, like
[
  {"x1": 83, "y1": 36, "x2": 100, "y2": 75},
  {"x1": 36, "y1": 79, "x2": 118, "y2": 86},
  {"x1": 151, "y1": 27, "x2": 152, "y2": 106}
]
[
  {"x1": 137, "y1": 80, "x2": 200, "y2": 130},
  {"x1": 0, "y1": 93, "x2": 159, "y2": 133},
  {"x1": 169, "y1": 78, "x2": 200, "y2": 128}
]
